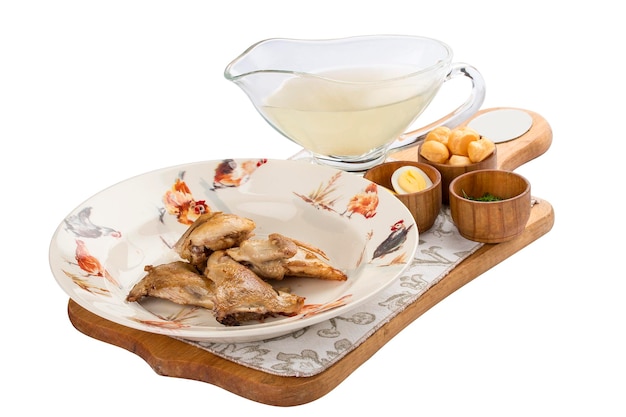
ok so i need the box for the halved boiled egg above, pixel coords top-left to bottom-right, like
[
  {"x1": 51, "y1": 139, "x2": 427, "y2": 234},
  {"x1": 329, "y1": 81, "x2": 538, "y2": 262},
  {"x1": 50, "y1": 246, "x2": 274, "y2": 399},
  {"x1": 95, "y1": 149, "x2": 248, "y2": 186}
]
[{"x1": 391, "y1": 165, "x2": 433, "y2": 194}]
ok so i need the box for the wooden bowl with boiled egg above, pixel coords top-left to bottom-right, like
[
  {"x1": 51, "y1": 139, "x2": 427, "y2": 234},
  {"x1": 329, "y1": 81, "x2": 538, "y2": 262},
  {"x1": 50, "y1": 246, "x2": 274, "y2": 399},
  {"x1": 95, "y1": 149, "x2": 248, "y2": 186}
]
[
  {"x1": 364, "y1": 161, "x2": 441, "y2": 233},
  {"x1": 417, "y1": 126, "x2": 497, "y2": 204}
]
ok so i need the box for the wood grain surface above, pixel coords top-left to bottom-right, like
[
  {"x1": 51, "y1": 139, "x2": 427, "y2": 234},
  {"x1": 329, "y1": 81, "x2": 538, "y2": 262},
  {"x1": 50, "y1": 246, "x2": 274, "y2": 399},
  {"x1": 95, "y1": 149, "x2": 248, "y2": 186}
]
[{"x1": 67, "y1": 107, "x2": 554, "y2": 407}]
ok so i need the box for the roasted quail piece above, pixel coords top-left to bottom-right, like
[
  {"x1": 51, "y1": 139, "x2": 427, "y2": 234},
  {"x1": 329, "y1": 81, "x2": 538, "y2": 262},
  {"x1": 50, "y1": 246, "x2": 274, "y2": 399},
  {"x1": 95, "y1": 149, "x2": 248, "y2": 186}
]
[
  {"x1": 126, "y1": 261, "x2": 215, "y2": 309},
  {"x1": 225, "y1": 233, "x2": 297, "y2": 279},
  {"x1": 205, "y1": 251, "x2": 305, "y2": 325},
  {"x1": 126, "y1": 255, "x2": 305, "y2": 326},
  {"x1": 174, "y1": 211, "x2": 256, "y2": 269},
  {"x1": 226, "y1": 233, "x2": 348, "y2": 281}
]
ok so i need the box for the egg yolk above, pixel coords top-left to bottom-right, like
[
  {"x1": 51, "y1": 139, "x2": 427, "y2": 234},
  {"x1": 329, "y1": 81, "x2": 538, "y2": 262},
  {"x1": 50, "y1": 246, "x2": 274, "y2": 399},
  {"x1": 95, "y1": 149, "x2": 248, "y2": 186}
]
[{"x1": 397, "y1": 168, "x2": 428, "y2": 193}]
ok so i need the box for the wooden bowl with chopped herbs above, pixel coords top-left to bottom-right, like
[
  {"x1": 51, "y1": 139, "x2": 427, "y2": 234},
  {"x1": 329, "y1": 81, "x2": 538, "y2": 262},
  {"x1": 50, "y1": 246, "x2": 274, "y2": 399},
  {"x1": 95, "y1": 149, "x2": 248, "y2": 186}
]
[{"x1": 449, "y1": 169, "x2": 531, "y2": 243}]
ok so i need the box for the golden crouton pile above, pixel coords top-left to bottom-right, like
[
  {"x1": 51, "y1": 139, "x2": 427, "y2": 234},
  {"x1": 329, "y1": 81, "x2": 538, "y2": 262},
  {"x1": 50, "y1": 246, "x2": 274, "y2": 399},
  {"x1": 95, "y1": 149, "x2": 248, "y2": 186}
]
[{"x1": 420, "y1": 126, "x2": 495, "y2": 166}]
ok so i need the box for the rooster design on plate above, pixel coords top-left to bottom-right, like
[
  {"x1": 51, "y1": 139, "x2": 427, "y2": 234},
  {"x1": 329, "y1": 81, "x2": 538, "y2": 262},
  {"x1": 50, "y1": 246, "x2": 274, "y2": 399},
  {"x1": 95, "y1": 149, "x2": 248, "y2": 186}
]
[
  {"x1": 162, "y1": 173, "x2": 210, "y2": 225},
  {"x1": 294, "y1": 171, "x2": 413, "y2": 266},
  {"x1": 61, "y1": 207, "x2": 123, "y2": 295}
]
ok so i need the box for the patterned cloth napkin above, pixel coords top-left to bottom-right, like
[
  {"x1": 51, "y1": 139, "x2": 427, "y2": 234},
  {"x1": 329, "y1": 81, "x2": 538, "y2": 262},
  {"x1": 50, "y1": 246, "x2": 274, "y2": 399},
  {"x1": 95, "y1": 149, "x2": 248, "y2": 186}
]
[{"x1": 178, "y1": 207, "x2": 482, "y2": 377}]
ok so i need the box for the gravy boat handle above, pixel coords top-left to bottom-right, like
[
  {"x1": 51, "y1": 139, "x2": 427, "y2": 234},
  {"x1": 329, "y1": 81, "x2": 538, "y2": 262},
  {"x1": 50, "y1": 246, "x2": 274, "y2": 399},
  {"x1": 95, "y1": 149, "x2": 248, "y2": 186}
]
[{"x1": 389, "y1": 63, "x2": 486, "y2": 151}]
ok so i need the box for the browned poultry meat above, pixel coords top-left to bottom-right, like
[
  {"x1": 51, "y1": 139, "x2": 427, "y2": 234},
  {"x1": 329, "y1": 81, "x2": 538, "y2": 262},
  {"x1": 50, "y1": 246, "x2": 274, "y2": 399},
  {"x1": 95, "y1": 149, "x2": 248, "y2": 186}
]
[
  {"x1": 226, "y1": 233, "x2": 348, "y2": 281},
  {"x1": 126, "y1": 261, "x2": 215, "y2": 309},
  {"x1": 205, "y1": 251, "x2": 305, "y2": 325},
  {"x1": 174, "y1": 211, "x2": 256, "y2": 269},
  {"x1": 126, "y1": 254, "x2": 305, "y2": 326},
  {"x1": 126, "y1": 213, "x2": 345, "y2": 326}
]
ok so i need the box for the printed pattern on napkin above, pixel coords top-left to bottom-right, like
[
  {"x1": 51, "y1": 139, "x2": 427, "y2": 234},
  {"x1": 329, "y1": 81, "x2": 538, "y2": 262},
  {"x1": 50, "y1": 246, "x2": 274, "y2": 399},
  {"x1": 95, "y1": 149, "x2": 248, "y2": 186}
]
[{"x1": 180, "y1": 207, "x2": 482, "y2": 377}]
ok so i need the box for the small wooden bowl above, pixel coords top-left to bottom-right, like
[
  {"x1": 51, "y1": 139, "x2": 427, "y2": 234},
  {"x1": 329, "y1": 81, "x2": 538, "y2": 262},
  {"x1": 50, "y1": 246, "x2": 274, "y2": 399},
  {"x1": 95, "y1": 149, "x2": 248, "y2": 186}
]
[
  {"x1": 448, "y1": 169, "x2": 531, "y2": 243},
  {"x1": 418, "y1": 144, "x2": 497, "y2": 204},
  {"x1": 364, "y1": 161, "x2": 442, "y2": 233}
]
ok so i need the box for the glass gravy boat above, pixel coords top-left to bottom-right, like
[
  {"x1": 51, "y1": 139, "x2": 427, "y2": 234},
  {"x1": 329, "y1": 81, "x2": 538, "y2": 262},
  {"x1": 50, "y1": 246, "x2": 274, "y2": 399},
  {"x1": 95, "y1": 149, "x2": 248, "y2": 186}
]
[{"x1": 225, "y1": 35, "x2": 485, "y2": 172}]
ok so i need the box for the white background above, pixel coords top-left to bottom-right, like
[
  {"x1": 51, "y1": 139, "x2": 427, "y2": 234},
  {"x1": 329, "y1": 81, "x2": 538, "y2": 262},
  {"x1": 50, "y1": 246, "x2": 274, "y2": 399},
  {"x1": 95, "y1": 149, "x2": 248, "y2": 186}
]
[{"x1": 2, "y1": 1, "x2": 624, "y2": 415}]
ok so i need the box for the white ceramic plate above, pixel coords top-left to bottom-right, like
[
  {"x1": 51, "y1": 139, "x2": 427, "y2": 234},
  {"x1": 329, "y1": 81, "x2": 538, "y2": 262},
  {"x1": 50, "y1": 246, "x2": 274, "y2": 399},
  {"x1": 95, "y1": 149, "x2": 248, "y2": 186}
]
[{"x1": 49, "y1": 159, "x2": 418, "y2": 342}]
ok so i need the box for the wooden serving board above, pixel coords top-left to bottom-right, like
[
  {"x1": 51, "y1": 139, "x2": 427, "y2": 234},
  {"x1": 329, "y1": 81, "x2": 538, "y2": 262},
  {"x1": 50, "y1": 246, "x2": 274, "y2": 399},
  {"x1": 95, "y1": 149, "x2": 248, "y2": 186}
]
[{"x1": 67, "y1": 107, "x2": 555, "y2": 407}]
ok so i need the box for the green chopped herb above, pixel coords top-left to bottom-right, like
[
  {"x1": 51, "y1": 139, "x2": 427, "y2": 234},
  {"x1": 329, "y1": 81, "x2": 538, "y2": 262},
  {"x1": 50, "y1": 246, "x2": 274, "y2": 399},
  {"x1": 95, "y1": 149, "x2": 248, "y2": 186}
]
[{"x1": 462, "y1": 190, "x2": 503, "y2": 202}]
